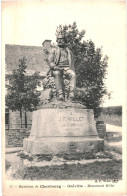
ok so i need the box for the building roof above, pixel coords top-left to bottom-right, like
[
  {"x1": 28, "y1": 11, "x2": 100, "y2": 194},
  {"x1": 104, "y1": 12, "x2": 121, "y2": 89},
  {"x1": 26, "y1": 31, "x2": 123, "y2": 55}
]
[{"x1": 5, "y1": 43, "x2": 51, "y2": 76}]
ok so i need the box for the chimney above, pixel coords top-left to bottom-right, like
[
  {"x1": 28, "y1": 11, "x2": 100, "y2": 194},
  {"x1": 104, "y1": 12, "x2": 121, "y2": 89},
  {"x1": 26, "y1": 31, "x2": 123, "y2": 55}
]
[{"x1": 42, "y1": 40, "x2": 51, "y2": 50}]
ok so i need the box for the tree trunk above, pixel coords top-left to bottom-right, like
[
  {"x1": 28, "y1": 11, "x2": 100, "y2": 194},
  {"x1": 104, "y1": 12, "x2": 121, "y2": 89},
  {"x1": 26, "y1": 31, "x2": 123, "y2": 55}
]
[
  {"x1": 25, "y1": 112, "x2": 27, "y2": 128},
  {"x1": 20, "y1": 108, "x2": 22, "y2": 128}
]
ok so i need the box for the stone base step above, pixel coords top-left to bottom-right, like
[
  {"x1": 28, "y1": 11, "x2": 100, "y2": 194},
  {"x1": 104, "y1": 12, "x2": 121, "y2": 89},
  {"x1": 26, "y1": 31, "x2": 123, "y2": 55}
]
[{"x1": 23, "y1": 137, "x2": 104, "y2": 155}]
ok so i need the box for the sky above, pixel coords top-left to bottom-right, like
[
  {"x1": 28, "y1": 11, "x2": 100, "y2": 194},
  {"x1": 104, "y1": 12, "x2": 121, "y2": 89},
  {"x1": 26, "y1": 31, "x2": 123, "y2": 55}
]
[{"x1": 2, "y1": 0, "x2": 126, "y2": 107}]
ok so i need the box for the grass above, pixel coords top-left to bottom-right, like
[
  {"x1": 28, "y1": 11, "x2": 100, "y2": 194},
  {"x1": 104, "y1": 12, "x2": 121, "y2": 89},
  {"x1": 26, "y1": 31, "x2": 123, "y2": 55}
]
[
  {"x1": 95, "y1": 113, "x2": 122, "y2": 127},
  {"x1": 15, "y1": 159, "x2": 122, "y2": 180}
]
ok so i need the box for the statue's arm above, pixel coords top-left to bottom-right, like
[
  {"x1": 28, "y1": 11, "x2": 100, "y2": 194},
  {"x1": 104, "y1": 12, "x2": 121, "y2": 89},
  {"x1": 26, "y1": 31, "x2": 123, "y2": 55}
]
[
  {"x1": 48, "y1": 48, "x2": 56, "y2": 68},
  {"x1": 48, "y1": 48, "x2": 61, "y2": 71},
  {"x1": 69, "y1": 50, "x2": 75, "y2": 72},
  {"x1": 71, "y1": 51, "x2": 75, "y2": 70}
]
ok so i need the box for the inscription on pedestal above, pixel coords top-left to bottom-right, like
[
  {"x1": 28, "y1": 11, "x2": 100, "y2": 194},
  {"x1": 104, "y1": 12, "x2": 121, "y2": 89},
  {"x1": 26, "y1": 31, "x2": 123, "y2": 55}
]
[
  {"x1": 30, "y1": 109, "x2": 98, "y2": 137},
  {"x1": 57, "y1": 111, "x2": 85, "y2": 136}
]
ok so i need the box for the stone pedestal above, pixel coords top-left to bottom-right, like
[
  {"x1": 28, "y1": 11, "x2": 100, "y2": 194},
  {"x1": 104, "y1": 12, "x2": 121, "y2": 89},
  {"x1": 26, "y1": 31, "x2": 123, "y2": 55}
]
[{"x1": 23, "y1": 102, "x2": 104, "y2": 155}]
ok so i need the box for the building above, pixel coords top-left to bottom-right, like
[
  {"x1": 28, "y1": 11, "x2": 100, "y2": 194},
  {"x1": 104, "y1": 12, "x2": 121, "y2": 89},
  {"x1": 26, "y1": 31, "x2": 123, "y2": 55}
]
[{"x1": 5, "y1": 40, "x2": 52, "y2": 129}]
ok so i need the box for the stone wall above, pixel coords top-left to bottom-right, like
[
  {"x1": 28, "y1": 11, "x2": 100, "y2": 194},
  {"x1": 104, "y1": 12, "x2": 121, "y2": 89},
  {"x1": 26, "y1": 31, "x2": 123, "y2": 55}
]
[{"x1": 5, "y1": 129, "x2": 30, "y2": 148}]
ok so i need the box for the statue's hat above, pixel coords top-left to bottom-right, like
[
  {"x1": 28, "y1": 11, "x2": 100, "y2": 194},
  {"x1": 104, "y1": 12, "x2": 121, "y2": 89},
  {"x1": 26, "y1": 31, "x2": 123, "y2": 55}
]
[{"x1": 56, "y1": 25, "x2": 66, "y2": 40}]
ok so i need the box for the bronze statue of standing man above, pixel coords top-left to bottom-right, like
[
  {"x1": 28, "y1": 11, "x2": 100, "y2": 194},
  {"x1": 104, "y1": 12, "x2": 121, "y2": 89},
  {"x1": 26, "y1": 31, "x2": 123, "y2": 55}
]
[{"x1": 48, "y1": 27, "x2": 76, "y2": 101}]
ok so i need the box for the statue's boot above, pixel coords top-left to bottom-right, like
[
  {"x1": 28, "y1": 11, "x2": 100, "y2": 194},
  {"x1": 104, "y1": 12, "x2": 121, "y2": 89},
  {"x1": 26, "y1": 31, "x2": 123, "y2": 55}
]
[{"x1": 58, "y1": 90, "x2": 64, "y2": 101}]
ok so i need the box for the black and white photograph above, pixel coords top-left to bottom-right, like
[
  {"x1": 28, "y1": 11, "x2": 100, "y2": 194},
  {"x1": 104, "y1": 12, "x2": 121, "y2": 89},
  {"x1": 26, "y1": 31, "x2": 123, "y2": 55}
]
[{"x1": 2, "y1": 1, "x2": 127, "y2": 196}]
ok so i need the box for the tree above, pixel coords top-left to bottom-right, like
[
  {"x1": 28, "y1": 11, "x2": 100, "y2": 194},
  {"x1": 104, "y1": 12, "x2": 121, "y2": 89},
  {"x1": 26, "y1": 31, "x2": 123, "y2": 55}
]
[
  {"x1": 47, "y1": 22, "x2": 108, "y2": 110},
  {"x1": 6, "y1": 57, "x2": 40, "y2": 128}
]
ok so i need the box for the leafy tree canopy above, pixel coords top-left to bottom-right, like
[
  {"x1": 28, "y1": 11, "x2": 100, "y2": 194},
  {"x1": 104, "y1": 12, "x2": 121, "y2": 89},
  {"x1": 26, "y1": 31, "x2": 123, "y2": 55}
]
[
  {"x1": 6, "y1": 57, "x2": 40, "y2": 112},
  {"x1": 6, "y1": 57, "x2": 41, "y2": 127}
]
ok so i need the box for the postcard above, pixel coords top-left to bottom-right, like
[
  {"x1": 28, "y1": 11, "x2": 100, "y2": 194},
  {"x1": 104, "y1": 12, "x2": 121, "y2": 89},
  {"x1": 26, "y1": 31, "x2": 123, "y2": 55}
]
[{"x1": 2, "y1": 1, "x2": 127, "y2": 195}]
